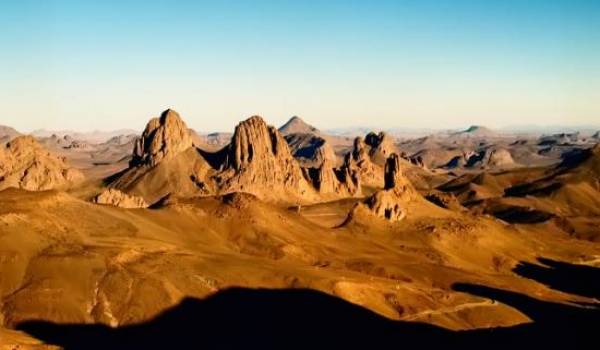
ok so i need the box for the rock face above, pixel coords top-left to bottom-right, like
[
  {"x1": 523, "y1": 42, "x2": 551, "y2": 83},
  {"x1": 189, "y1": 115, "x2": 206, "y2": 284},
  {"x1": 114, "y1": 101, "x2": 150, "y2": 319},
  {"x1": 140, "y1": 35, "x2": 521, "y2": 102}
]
[
  {"x1": 343, "y1": 137, "x2": 383, "y2": 188},
  {"x1": 363, "y1": 190, "x2": 406, "y2": 221},
  {"x1": 351, "y1": 153, "x2": 415, "y2": 222},
  {"x1": 307, "y1": 151, "x2": 360, "y2": 197},
  {"x1": 109, "y1": 109, "x2": 216, "y2": 203},
  {"x1": 284, "y1": 134, "x2": 336, "y2": 167},
  {"x1": 222, "y1": 116, "x2": 316, "y2": 203},
  {"x1": 365, "y1": 132, "x2": 396, "y2": 162},
  {"x1": 312, "y1": 141, "x2": 337, "y2": 166},
  {"x1": 131, "y1": 109, "x2": 193, "y2": 167},
  {"x1": 384, "y1": 153, "x2": 402, "y2": 189},
  {"x1": 0, "y1": 136, "x2": 83, "y2": 191},
  {"x1": 94, "y1": 188, "x2": 148, "y2": 208}
]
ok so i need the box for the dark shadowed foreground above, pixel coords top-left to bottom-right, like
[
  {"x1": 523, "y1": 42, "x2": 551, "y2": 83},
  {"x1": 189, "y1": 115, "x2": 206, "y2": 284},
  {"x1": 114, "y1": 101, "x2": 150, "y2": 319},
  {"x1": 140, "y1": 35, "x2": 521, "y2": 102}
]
[{"x1": 18, "y1": 258, "x2": 600, "y2": 350}]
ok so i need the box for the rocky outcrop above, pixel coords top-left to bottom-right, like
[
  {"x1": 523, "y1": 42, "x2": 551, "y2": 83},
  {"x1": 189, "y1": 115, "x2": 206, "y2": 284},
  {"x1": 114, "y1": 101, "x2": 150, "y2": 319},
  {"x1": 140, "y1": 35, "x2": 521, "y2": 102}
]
[
  {"x1": 308, "y1": 152, "x2": 360, "y2": 197},
  {"x1": 285, "y1": 134, "x2": 336, "y2": 167},
  {"x1": 0, "y1": 136, "x2": 83, "y2": 191},
  {"x1": 363, "y1": 190, "x2": 406, "y2": 221},
  {"x1": 221, "y1": 116, "x2": 316, "y2": 203},
  {"x1": 109, "y1": 109, "x2": 216, "y2": 203},
  {"x1": 384, "y1": 153, "x2": 402, "y2": 189},
  {"x1": 343, "y1": 137, "x2": 384, "y2": 188},
  {"x1": 466, "y1": 148, "x2": 516, "y2": 169},
  {"x1": 94, "y1": 188, "x2": 148, "y2": 208},
  {"x1": 365, "y1": 131, "x2": 397, "y2": 162},
  {"x1": 313, "y1": 141, "x2": 337, "y2": 166},
  {"x1": 486, "y1": 149, "x2": 515, "y2": 168},
  {"x1": 425, "y1": 190, "x2": 464, "y2": 211},
  {"x1": 112, "y1": 111, "x2": 404, "y2": 204},
  {"x1": 131, "y1": 109, "x2": 193, "y2": 167},
  {"x1": 350, "y1": 153, "x2": 415, "y2": 222}
]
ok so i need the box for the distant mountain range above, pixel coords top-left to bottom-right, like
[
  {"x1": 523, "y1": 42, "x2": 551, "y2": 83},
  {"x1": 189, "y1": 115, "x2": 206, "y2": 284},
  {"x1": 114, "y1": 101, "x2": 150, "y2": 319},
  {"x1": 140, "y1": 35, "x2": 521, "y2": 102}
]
[{"x1": 29, "y1": 129, "x2": 139, "y2": 143}]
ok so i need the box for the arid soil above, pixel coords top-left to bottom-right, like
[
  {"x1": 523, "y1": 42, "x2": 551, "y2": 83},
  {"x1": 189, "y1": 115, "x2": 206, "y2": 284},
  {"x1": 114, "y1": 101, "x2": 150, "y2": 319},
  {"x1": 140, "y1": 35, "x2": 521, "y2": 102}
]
[{"x1": 0, "y1": 111, "x2": 599, "y2": 349}]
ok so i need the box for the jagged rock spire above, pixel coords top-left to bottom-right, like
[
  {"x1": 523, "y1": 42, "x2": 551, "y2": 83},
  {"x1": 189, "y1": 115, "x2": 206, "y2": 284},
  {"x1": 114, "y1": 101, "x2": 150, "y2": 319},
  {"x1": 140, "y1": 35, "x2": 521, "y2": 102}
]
[{"x1": 131, "y1": 109, "x2": 193, "y2": 167}]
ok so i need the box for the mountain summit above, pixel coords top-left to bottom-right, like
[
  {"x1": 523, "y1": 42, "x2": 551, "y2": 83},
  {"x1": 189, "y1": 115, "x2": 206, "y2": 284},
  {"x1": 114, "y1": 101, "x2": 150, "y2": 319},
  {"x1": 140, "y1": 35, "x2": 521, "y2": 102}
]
[
  {"x1": 131, "y1": 109, "x2": 193, "y2": 167},
  {"x1": 278, "y1": 116, "x2": 320, "y2": 135}
]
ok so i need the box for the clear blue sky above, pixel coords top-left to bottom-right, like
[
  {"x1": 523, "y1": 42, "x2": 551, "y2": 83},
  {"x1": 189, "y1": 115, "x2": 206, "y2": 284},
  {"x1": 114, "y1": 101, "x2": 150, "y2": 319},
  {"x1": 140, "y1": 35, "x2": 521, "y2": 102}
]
[{"x1": 1, "y1": 0, "x2": 599, "y2": 132}]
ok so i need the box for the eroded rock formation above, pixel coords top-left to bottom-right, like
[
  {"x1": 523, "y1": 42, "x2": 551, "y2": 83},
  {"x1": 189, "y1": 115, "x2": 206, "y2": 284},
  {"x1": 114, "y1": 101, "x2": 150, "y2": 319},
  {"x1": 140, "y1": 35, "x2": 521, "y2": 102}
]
[
  {"x1": 131, "y1": 109, "x2": 193, "y2": 167},
  {"x1": 0, "y1": 136, "x2": 83, "y2": 191},
  {"x1": 94, "y1": 188, "x2": 148, "y2": 208},
  {"x1": 343, "y1": 137, "x2": 384, "y2": 188},
  {"x1": 308, "y1": 151, "x2": 361, "y2": 197},
  {"x1": 220, "y1": 116, "x2": 317, "y2": 203},
  {"x1": 365, "y1": 131, "x2": 397, "y2": 162},
  {"x1": 351, "y1": 153, "x2": 415, "y2": 222}
]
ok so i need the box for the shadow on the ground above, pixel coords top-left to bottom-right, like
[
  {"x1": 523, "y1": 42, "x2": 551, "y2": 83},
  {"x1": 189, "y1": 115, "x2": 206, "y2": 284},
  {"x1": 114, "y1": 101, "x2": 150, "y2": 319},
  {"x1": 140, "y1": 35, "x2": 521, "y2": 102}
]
[
  {"x1": 17, "y1": 258, "x2": 600, "y2": 350},
  {"x1": 513, "y1": 257, "x2": 600, "y2": 299}
]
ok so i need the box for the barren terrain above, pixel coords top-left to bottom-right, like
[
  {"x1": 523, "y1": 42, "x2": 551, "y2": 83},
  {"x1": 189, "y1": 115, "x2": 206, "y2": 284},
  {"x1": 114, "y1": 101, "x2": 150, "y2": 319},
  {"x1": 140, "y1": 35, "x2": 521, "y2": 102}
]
[{"x1": 0, "y1": 111, "x2": 599, "y2": 349}]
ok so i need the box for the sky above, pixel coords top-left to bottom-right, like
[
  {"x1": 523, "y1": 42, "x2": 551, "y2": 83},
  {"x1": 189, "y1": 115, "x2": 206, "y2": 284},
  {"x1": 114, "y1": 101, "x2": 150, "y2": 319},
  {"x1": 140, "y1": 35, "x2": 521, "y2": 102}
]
[{"x1": 1, "y1": 0, "x2": 599, "y2": 132}]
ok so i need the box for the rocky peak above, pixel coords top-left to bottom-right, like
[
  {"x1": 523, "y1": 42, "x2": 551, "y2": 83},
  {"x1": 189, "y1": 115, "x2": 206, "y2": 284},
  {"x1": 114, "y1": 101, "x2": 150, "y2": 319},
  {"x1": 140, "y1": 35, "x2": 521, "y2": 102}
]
[
  {"x1": 278, "y1": 116, "x2": 319, "y2": 135},
  {"x1": 228, "y1": 116, "x2": 292, "y2": 170},
  {"x1": 131, "y1": 109, "x2": 193, "y2": 167},
  {"x1": 365, "y1": 131, "x2": 391, "y2": 149},
  {"x1": 222, "y1": 116, "x2": 316, "y2": 203}
]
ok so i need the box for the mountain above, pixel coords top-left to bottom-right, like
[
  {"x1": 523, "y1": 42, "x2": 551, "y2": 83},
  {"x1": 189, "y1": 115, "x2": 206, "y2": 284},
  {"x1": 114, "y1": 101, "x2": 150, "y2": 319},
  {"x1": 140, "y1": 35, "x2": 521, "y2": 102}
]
[
  {"x1": 219, "y1": 116, "x2": 319, "y2": 203},
  {"x1": 109, "y1": 109, "x2": 215, "y2": 204},
  {"x1": 278, "y1": 116, "x2": 320, "y2": 136},
  {"x1": 110, "y1": 110, "x2": 379, "y2": 204}
]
